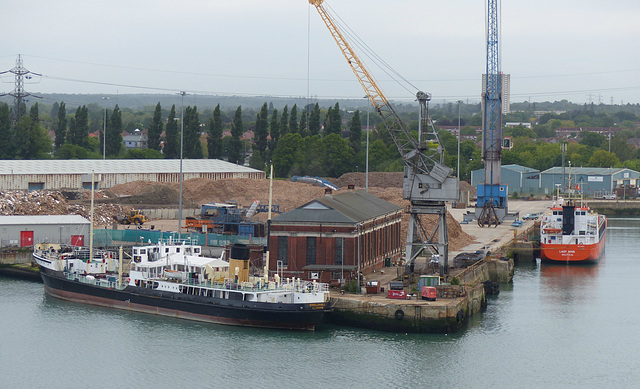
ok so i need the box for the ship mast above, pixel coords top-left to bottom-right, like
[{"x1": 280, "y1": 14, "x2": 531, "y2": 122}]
[{"x1": 264, "y1": 164, "x2": 274, "y2": 283}]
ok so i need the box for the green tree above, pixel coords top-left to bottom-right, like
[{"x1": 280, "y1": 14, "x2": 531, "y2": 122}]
[
  {"x1": 54, "y1": 143, "x2": 101, "y2": 159},
  {"x1": 228, "y1": 106, "x2": 244, "y2": 165},
  {"x1": 579, "y1": 131, "x2": 606, "y2": 148},
  {"x1": 0, "y1": 103, "x2": 14, "y2": 159},
  {"x1": 349, "y1": 110, "x2": 362, "y2": 154},
  {"x1": 255, "y1": 103, "x2": 269, "y2": 154},
  {"x1": 280, "y1": 105, "x2": 289, "y2": 136},
  {"x1": 309, "y1": 103, "x2": 321, "y2": 136},
  {"x1": 299, "y1": 107, "x2": 309, "y2": 137},
  {"x1": 324, "y1": 102, "x2": 342, "y2": 135},
  {"x1": 148, "y1": 103, "x2": 163, "y2": 151},
  {"x1": 207, "y1": 104, "x2": 223, "y2": 159},
  {"x1": 54, "y1": 102, "x2": 67, "y2": 150},
  {"x1": 323, "y1": 133, "x2": 354, "y2": 177},
  {"x1": 289, "y1": 104, "x2": 298, "y2": 134},
  {"x1": 269, "y1": 108, "x2": 280, "y2": 144},
  {"x1": 69, "y1": 105, "x2": 89, "y2": 147},
  {"x1": 107, "y1": 105, "x2": 124, "y2": 156},
  {"x1": 272, "y1": 133, "x2": 304, "y2": 177},
  {"x1": 125, "y1": 148, "x2": 164, "y2": 159},
  {"x1": 588, "y1": 150, "x2": 620, "y2": 167},
  {"x1": 183, "y1": 106, "x2": 202, "y2": 159},
  {"x1": 164, "y1": 105, "x2": 179, "y2": 159},
  {"x1": 301, "y1": 135, "x2": 327, "y2": 176}
]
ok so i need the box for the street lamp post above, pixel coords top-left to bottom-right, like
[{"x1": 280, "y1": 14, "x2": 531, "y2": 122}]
[
  {"x1": 457, "y1": 100, "x2": 462, "y2": 182},
  {"x1": 178, "y1": 91, "x2": 187, "y2": 241}
]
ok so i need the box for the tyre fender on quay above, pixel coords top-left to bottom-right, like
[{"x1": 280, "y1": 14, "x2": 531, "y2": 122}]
[{"x1": 394, "y1": 309, "x2": 405, "y2": 320}]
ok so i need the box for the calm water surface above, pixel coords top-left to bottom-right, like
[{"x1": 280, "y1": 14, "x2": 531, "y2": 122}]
[{"x1": 1, "y1": 218, "x2": 639, "y2": 388}]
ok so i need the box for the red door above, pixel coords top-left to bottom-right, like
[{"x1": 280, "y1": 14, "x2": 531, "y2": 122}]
[
  {"x1": 20, "y1": 231, "x2": 34, "y2": 247},
  {"x1": 71, "y1": 235, "x2": 85, "y2": 247}
]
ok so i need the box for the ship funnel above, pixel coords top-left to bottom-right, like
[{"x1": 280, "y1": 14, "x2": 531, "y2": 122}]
[{"x1": 228, "y1": 244, "x2": 250, "y2": 283}]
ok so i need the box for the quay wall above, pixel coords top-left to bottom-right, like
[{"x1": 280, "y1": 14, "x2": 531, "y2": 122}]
[
  {"x1": 589, "y1": 200, "x2": 640, "y2": 216},
  {"x1": 329, "y1": 278, "x2": 489, "y2": 333}
]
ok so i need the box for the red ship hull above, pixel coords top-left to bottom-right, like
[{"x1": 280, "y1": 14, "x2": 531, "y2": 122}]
[{"x1": 541, "y1": 229, "x2": 606, "y2": 263}]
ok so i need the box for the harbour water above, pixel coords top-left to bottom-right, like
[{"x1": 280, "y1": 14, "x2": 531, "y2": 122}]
[{"x1": 1, "y1": 217, "x2": 639, "y2": 388}]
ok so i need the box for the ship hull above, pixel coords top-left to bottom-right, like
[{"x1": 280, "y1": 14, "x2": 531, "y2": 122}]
[
  {"x1": 540, "y1": 230, "x2": 606, "y2": 264},
  {"x1": 38, "y1": 268, "x2": 330, "y2": 331}
]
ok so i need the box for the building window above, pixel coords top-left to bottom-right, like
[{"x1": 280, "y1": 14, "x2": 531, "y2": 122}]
[
  {"x1": 277, "y1": 236, "x2": 288, "y2": 266},
  {"x1": 335, "y1": 237, "x2": 344, "y2": 265},
  {"x1": 306, "y1": 237, "x2": 316, "y2": 265}
]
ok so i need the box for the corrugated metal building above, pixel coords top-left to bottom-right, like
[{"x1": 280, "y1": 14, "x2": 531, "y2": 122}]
[
  {"x1": 0, "y1": 215, "x2": 90, "y2": 248},
  {"x1": 471, "y1": 164, "x2": 639, "y2": 197},
  {"x1": 269, "y1": 190, "x2": 403, "y2": 284},
  {"x1": 540, "y1": 167, "x2": 639, "y2": 197},
  {"x1": 471, "y1": 164, "x2": 541, "y2": 196},
  {"x1": 0, "y1": 159, "x2": 264, "y2": 191}
]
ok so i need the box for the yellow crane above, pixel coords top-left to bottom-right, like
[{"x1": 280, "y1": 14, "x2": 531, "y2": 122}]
[{"x1": 309, "y1": 0, "x2": 458, "y2": 277}]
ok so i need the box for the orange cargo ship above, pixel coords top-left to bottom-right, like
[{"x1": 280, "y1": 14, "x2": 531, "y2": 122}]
[{"x1": 540, "y1": 200, "x2": 607, "y2": 263}]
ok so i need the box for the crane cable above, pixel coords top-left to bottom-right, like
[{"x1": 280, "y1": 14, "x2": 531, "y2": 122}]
[{"x1": 321, "y1": 2, "x2": 420, "y2": 98}]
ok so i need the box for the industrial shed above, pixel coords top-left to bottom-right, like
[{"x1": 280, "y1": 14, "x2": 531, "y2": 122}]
[
  {"x1": 268, "y1": 189, "x2": 403, "y2": 284},
  {"x1": 0, "y1": 215, "x2": 90, "y2": 248},
  {"x1": 471, "y1": 164, "x2": 541, "y2": 196},
  {"x1": 0, "y1": 159, "x2": 264, "y2": 191},
  {"x1": 471, "y1": 164, "x2": 639, "y2": 197},
  {"x1": 540, "y1": 167, "x2": 639, "y2": 198}
]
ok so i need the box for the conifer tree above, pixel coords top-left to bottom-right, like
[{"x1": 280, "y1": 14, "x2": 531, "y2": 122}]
[
  {"x1": 299, "y1": 107, "x2": 308, "y2": 137},
  {"x1": 107, "y1": 105, "x2": 123, "y2": 156},
  {"x1": 280, "y1": 105, "x2": 289, "y2": 136},
  {"x1": 164, "y1": 105, "x2": 179, "y2": 159},
  {"x1": 148, "y1": 102, "x2": 163, "y2": 151},
  {"x1": 309, "y1": 103, "x2": 321, "y2": 136},
  {"x1": 269, "y1": 108, "x2": 279, "y2": 143},
  {"x1": 289, "y1": 104, "x2": 299, "y2": 134},
  {"x1": 207, "y1": 104, "x2": 223, "y2": 159},
  {"x1": 184, "y1": 106, "x2": 202, "y2": 158},
  {"x1": 255, "y1": 102, "x2": 269, "y2": 153},
  {"x1": 54, "y1": 102, "x2": 67, "y2": 150},
  {"x1": 228, "y1": 106, "x2": 244, "y2": 165},
  {"x1": 0, "y1": 103, "x2": 13, "y2": 159},
  {"x1": 349, "y1": 109, "x2": 362, "y2": 153}
]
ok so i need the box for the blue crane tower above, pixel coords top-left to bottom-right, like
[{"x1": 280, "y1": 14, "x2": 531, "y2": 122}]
[{"x1": 476, "y1": 0, "x2": 508, "y2": 227}]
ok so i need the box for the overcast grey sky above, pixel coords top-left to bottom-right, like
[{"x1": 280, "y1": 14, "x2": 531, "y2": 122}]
[{"x1": 2, "y1": 0, "x2": 639, "y2": 105}]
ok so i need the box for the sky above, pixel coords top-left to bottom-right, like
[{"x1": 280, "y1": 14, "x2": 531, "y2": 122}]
[{"x1": 1, "y1": 0, "x2": 640, "y2": 106}]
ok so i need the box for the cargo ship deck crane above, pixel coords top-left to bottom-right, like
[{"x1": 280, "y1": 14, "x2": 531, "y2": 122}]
[
  {"x1": 309, "y1": 0, "x2": 458, "y2": 277},
  {"x1": 476, "y1": 0, "x2": 508, "y2": 227}
]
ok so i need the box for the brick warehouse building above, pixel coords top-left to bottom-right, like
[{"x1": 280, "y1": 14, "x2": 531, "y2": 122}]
[{"x1": 268, "y1": 189, "x2": 403, "y2": 284}]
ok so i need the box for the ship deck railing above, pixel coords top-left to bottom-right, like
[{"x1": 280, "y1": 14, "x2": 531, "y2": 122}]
[
  {"x1": 177, "y1": 278, "x2": 330, "y2": 294},
  {"x1": 62, "y1": 271, "x2": 128, "y2": 290}
]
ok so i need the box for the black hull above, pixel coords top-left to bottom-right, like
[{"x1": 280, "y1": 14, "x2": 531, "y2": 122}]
[{"x1": 39, "y1": 268, "x2": 330, "y2": 331}]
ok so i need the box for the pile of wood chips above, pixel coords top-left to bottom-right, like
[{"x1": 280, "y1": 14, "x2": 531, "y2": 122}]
[{"x1": 1, "y1": 172, "x2": 475, "y2": 249}]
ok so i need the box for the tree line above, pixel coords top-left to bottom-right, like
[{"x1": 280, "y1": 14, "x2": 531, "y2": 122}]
[{"x1": 1, "y1": 98, "x2": 639, "y2": 179}]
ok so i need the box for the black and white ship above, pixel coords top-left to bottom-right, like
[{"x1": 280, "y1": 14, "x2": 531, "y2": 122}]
[{"x1": 33, "y1": 239, "x2": 332, "y2": 330}]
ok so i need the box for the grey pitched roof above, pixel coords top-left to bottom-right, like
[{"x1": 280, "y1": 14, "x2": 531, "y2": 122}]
[
  {"x1": 271, "y1": 189, "x2": 402, "y2": 225},
  {"x1": 0, "y1": 215, "x2": 90, "y2": 225},
  {"x1": 542, "y1": 166, "x2": 625, "y2": 175},
  {"x1": 0, "y1": 159, "x2": 261, "y2": 175}
]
